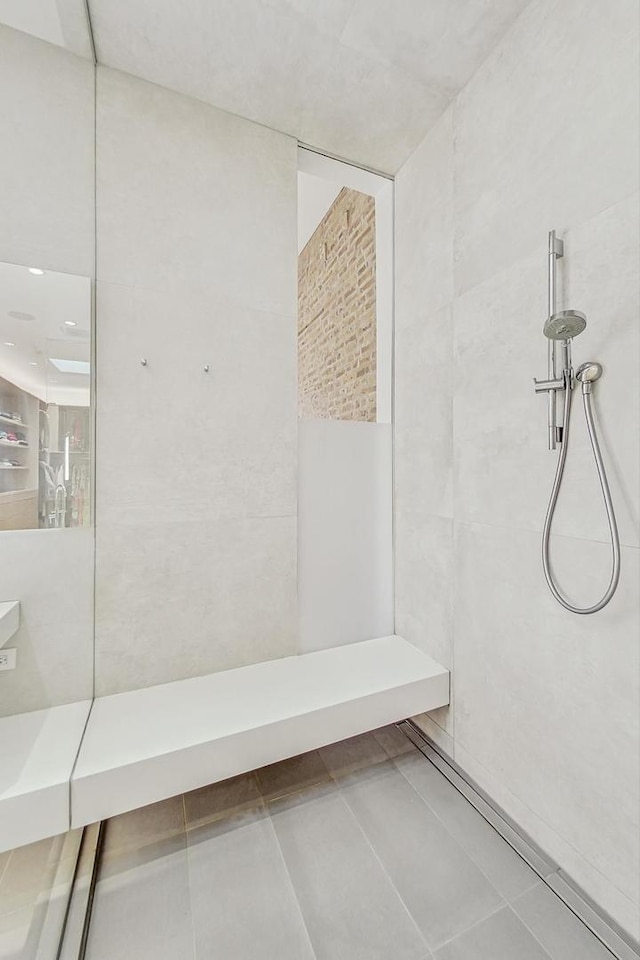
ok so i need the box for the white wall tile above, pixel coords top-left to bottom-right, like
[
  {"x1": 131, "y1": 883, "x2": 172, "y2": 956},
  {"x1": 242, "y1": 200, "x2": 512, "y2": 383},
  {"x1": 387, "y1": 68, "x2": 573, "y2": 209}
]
[
  {"x1": 95, "y1": 517, "x2": 297, "y2": 696},
  {"x1": 394, "y1": 0, "x2": 640, "y2": 935},
  {"x1": 94, "y1": 68, "x2": 298, "y2": 693},
  {"x1": 0, "y1": 530, "x2": 94, "y2": 717},
  {"x1": 454, "y1": 197, "x2": 639, "y2": 548},
  {"x1": 0, "y1": 25, "x2": 94, "y2": 277},
  {"x1": 453, "y1": 521, "x2": 640, "y2": 913},
  {"x1": 96, "y1": 66, "x2": 297, "y2": 315},
  {"x1": 96, "y1": 282, "x2": 296, "y2": 524},
  {"x1": 395, "y1": 303, "x2": 453, "y2": 522},
  {"x1": 453, "y1": 246, "x2": 549, "y2": 532},
  {"x1": 395, "y1": 513, "x2": 454, "y2": 735},
  {"x1": 453, "y1": 0, "x2": 640, "y2": 296},
  {"x1": 563, "y1": 194, "x2": 640, "y2": 547},
  {"x1": 394, "y1": 107, "x2": 454, "y2": 319}
]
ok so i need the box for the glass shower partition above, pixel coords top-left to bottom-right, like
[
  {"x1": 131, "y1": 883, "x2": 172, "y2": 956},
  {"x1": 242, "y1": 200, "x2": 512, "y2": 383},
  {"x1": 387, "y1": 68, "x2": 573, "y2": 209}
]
[{"x1": 0, "y1": 8, "x2": 96, "y2": 957}]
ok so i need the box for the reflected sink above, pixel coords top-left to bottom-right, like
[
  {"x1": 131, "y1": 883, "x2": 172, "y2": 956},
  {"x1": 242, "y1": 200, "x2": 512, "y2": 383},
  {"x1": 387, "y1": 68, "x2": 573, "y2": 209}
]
[{"x1": 0, "y1": 600, "x2": 19, "y2": 647}]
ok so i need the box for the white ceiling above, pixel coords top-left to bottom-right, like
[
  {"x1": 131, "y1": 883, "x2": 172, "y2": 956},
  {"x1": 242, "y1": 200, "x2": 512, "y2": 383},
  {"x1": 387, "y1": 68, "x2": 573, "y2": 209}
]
[
  {"x1": 0, "y1": 261, "x2": 91, "y2": 406},
  {"x1": 86, "y1": 0, "x2": 531, "y2": 173},
  {"x1": 0, "y1": 0, "x2": 530, "y2": 170}
]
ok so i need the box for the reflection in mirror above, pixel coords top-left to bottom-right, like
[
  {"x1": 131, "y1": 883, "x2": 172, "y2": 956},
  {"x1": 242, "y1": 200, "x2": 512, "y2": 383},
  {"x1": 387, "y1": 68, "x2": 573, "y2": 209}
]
[
  {"x1": 0, "y1": 0, "x2": 93, "y2": 58},
  {"x1": 0, "y1": 261, "x2": 91, "y2": 531}
]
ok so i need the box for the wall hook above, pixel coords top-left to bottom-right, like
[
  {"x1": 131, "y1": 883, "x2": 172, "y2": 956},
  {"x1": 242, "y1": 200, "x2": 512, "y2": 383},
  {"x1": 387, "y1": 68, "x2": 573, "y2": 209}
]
[
  {"x1": 140, "y1": 358, "x2": 148, "y2": 366},
  {"x1": 203, "y1": 364, "x2": 210, "y2": 373}
]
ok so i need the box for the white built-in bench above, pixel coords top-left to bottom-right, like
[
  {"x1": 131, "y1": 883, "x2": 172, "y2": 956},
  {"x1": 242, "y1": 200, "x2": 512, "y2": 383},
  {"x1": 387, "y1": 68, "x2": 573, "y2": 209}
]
[
  {"x1": 0, "y1": 700, "x2": 91, "y2": 852},
  {"x1": 1, "y1": 637, "x2": 449, "y2": 849},
  {"x1": 71, "y1": 636, "x2": 448, "y2": 827}
]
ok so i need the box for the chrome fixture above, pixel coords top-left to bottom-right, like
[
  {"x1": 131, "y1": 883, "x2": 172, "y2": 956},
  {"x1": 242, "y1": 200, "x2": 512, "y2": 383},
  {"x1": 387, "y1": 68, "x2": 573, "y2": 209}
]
[
  {"x1": 543, "y1": 309, "x2": 587, "y2": 341},
  {"x1": 537, "y1": 230, "x2": 564, "y2": 449},
  {"x1": 534, "y1": 231, "x2": 620, "y2": 614},
  {"x1": 575, "y1": 361, "x2": 602, "y2": 384}
]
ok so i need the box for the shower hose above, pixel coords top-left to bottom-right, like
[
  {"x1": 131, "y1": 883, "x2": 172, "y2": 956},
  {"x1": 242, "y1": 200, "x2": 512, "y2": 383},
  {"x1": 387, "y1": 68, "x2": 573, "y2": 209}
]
[{"x1": 542, "y1": 373, "x2": 621, "y2": 614}]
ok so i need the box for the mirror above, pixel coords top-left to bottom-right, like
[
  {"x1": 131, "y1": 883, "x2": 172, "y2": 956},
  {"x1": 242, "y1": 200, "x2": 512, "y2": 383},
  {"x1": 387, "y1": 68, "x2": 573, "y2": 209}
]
[
  {"x1": 0, "y1": 260, "x2": 92, "y2": 530},
  {"x1": 0, "y1": 11, "x2": 95, "y2": 955}
]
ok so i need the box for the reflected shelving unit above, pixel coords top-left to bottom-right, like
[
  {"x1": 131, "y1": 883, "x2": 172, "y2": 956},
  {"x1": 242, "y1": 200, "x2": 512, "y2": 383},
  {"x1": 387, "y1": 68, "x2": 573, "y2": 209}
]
[{"x1": 0, "y1": 377, "x2": 38, "y2": 530}]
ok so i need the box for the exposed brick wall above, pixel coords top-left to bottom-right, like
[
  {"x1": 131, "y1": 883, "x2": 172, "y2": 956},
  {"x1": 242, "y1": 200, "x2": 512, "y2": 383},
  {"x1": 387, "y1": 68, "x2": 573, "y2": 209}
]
[{"x1": 298, "y1": 187, "x2": 376, "y2": 421}]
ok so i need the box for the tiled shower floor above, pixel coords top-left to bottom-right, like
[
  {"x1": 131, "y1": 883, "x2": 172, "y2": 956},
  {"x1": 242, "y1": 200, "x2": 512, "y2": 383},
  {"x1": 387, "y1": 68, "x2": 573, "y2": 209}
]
[{"x1": 85, "y1": 725, "x2": 615, "y2": 960}]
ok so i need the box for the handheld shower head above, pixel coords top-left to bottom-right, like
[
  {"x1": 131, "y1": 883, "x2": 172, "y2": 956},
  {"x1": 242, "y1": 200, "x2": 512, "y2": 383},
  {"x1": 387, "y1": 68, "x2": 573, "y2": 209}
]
[
  {"x1": 575, "y1": 361, "x2": 602, "y2": 384},
  {"x1": 543, "y1": 309, "x2": 587, "y2": 340}
]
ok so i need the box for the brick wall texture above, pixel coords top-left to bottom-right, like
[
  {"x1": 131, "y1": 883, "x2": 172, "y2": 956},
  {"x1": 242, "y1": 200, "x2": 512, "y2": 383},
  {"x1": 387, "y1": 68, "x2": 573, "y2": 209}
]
[{"x1": 298, "y1": 187, "x2": 376, "y2": 421}]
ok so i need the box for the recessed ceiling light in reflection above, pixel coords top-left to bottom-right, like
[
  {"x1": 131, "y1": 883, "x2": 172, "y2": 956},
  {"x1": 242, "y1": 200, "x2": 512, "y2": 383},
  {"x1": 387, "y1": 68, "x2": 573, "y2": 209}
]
[
  {"x1": 28, "y1": 361, "x2": 39, "y2": 366},
  {"x1": 3, "y1": 342, "x2": 15, "y2": 347},
  {"x1": 64, "y1": 320, "x2": 77, "y2": 327},
  {"x1": 28, "y1": 267, "x2": 44, "y2": 276}
]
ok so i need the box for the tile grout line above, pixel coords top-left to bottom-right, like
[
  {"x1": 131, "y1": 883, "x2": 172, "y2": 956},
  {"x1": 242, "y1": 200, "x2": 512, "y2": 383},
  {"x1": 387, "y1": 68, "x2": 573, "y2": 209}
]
[
  {"x1": 397, "y1": 735, "x2": 546, "y2": 872},
  {"x1": 451, "y1": 185, "x2": 640, "y2": 308},
  {"x1": 544, "y1": 880, "x2": 640, "y2": 960},
  {"x1": 327, "y1": 773, "x2": 433, "y2": 957},
  {"x1": 451, "y1": 512, "x2": 640, "y2": 551},
  {"x1": 181, "y1": 792, "x2": 201, "y2": 960},
  {"x1": 258, "y1": 781, "x2": 319, "y2": 960},
  {"x1": 401, "y1": 722, "x2": 559, "y2": 874},
  {"x1": 510, "y1": 902, "x2": 560, "y2": 960},
  {"x1": 431, "y1": 902, "x2": 519, "y2": 955},
  {"x1": 430, "y1": 729, "x2": 639, "y2": 910},
  {"x1": 503, "y1": 902, "x2": 564, "y2": 960},
  {"x1": 510, "y1": 893, "x2": 621, "y2": 960},
  {"x1": 401, "y1": 722, "x2": 639, "y2": 960},
  {"x1": 330, "y1": 754, "x2": 531, "y2": 955},
  {"x1": 376, "y1": 734, "x2": 529, "y2": 914},
  {"x1": 390, "y1": 751, "x2": 541, "y2": 905}
]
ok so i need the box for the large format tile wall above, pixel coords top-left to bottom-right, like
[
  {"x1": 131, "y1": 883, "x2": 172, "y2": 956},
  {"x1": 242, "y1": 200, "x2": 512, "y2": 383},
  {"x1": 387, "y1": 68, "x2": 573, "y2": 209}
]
[
  {"x1": 0, "y1": 26, "x2": 95, "y2": 716},
  {"x1": 94, "y1": 68, "x2": 298, "y2": 695},
  {"x1": 394, "y1": 0, "x2": 640, "y2": 938},
  {"x1": 0, "y1": 34, "x2": 299, "y2": 710}
]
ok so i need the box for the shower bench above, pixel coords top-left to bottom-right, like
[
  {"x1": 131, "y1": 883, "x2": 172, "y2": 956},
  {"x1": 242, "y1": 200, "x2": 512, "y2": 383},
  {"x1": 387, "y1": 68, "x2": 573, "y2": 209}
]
[{"x1": 70, "y1": 636, "x2": 449, "y2": 828}]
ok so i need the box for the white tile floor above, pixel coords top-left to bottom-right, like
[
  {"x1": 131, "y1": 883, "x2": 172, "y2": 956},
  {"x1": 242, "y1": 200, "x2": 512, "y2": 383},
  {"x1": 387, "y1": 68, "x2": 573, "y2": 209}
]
[{"x1": 84, "y1": 725, "x2": 618, "y2": 960}]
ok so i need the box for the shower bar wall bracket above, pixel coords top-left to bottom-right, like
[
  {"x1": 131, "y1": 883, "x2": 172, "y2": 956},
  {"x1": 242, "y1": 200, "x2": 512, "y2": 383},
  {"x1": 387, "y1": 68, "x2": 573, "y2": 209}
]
[
  {"x1": 533, "y1": 371, "x2": 569, "y2": 393},
  {"x1": 549, "y1": 233, "x2": 564, "y2": 259}
]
